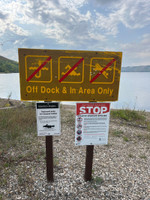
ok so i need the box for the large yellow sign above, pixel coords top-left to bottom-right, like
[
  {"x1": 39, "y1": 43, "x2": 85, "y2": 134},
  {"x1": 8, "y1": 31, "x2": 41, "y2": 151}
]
[{"x1": 18, "y1": 49, "x2": 122, "y2": 101}]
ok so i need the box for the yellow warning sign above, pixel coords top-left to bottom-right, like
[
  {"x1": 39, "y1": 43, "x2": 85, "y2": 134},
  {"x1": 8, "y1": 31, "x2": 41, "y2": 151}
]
[
  {"x1": 58, "y1": 56, "x2": 84, "y2": 83},
  {"x1": 19, "y1": 49, "x2": 122, "y2": 102},
  {"x1": 25, "y1": 55, "x2": 52, "y2": 83}
]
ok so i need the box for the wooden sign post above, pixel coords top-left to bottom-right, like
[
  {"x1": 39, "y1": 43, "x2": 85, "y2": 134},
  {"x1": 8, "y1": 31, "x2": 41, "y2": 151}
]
[
  {"x1": 46, "y1": 136, "x2": 54, "y2": 182},
  {"x1": 84, "y1": 145, "x2": 94, "y2": 181}
]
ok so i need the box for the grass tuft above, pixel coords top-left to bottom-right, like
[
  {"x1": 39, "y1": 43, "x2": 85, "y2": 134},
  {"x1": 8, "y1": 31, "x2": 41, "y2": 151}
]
[
  {"x1": 128, "y1": 154, "x2": 134, "y2": 158},
  {"x1": 4, "y1": 103, "x2": 10, "y2": 107},
  {"x1": 61, "y1": 109, "x2": 75, "y2": 127},
  {"x1": 123, "y1": 136, "x2": 129, "y2": 142},
  {"x1": 112, "y1": 130, "x2": 123, "y2": 137},
  {"x1": 147, "y1": 122, "x2": 150, "y2": 131},
  {"x1": 139, "y1": 155, "x2": 147, "y2": 159},
  {"x1": 111, "y1": 109, "x2": 145, "y2": 122},
  {"x1": 137, "y1": 133, "x2": 150, "y2": 141},
  {"x1": 54, "y1": 157, "x2": 59, "y2": 167},
  {"x1": 92, "y1": 176, "x2": 104, "y2": 184}
]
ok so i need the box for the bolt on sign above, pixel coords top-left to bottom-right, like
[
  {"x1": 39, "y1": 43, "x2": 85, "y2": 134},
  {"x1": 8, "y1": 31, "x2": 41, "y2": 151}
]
[
  {"x1": 18, "y1": 49, "x2": 122, "y2": 101},
  {"x1": 75, "y1": 103, "x2": 110, "y2": 146}
]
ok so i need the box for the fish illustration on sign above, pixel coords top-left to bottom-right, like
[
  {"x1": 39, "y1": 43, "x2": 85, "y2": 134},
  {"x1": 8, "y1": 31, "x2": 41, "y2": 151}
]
[
  {"x1": 62, "y1": 65, "x2": 80, "y2": 76},
  {"x1": 43, "y1": 124, "x2": 55, "y2": 129}
]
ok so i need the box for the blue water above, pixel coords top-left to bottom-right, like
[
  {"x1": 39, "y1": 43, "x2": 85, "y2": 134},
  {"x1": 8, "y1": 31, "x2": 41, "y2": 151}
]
[{"x1": 0, "y1": 73, "x2": 150, "y2": 111}]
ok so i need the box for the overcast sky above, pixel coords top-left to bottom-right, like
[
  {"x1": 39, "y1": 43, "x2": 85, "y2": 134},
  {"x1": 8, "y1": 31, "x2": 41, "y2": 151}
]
[{"x1": 0, "y1": 0, "x2": 150, "y2": 67}]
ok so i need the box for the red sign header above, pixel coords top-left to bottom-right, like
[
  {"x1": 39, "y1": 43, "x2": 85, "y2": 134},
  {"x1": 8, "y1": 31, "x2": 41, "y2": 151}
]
[{"x1": 76, "y1": 103, "x2": 110, "y2": 115}]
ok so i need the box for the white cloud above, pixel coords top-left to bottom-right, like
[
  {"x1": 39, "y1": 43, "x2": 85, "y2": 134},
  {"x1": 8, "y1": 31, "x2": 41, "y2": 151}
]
[
  {"x1": 43, "y1": 22, "x2": 74, "y2": 45},
  {"x1": 0, "y1": 0, "x2": 150, "y2": 66},
  {"x1": 94, "y1": 0, "x2": 150, "y2": 37},
  {"x1": 1, "y1": 0, "x2": 150, "y2": 40},
  {"x1": 120, "y1": 34, "x2": 150, "y2": 66},
  {"x1": 95, "y1": 12, "x2": 119, "y2": 36},
  {"x1": 0, "y1": 1, "x2": 29, "y2": 36},
  {"x1": 0, "y1": 47, "x2": 18, "y2": 61},
  {"x1": 89, "y1": 32, "x2": 106, "y2": 41},
  {"x1": 117, "y1": 0, "x2": 150, "y2": 29},
  {"x1": 60, "y1": 0, "x2": 86, "y2": 8},
  {"x1": 7, "y1": 23, "x2": 29, "y2": 36}
]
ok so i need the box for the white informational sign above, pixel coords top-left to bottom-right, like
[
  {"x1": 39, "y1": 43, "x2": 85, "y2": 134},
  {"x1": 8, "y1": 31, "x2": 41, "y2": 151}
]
[
  {"x1": 36, "y1": 102, "x2": 61, "y2": 136},
  {"x1": 75, "y1": 103, "x2": 110, "y2": 146}
]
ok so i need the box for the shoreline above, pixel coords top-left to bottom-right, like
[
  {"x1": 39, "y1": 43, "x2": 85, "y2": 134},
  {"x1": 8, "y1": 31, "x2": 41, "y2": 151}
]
[{"x1": 0, "y1": 97, "x2": 150, "y2": 113}]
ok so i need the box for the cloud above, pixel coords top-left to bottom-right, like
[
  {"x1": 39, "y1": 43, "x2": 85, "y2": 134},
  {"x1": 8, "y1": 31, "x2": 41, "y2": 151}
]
[
  {"x1": 0, "y1": 11, "x2": 8, "y2": 19},
  {"x1": 94, "y1": 0, "x2": 150, "y2": 37},
  {"x1": 117, "y1": 0, "x2": 150, "y2": 29},
  {"x1": 1, "y1": 0, "x2": 150, "y2": 41},
  {"x1": 120, "y1": 34, "x2": 150, "y2": 66},
  {"x1": 0, "y1": 0, "x2": 150, "y2": 66},
  {"x1": 60, "y1": 0, "x2": 86, "y2": 8},
  {"x1": 86, "y1": 0, "x2": 120, "y2": 7},
  {"x1": 95, "y1": 12, "x2": 119, "y2": 36},
  {"x1": 15, "y1": 0, "x2": 106, "y2": 47},
  {"x1": 0, "y1": 1, "x2": 29, "y2": 37}
]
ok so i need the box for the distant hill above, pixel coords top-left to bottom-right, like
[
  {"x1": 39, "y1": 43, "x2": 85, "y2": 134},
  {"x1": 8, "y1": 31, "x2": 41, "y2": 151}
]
[
  {"x1": 122, "y1": 65, "x2": 150, "y2": 72},
  {"x1": 0, "y1": 55, "x2": 19, "y2": 73}
]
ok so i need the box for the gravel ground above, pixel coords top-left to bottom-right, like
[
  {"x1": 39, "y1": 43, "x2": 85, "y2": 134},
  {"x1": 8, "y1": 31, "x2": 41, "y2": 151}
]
[{"x1": 0, "y1": 105, "x2": 150, "y2": 200}]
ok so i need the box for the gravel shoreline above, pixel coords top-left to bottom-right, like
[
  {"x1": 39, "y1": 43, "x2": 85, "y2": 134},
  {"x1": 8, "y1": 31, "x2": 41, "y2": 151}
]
[{"x1": 0, "y1": 103, "x2": 150, "y2": 200}]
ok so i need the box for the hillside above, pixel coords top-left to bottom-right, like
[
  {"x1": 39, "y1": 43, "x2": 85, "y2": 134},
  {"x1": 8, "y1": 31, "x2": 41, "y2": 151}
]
[
  {"x1": 122, "y1": 65, "x2": 150, "y2": 72},
  {"x1": 0, "y1": 55, "x2": 19, "y2": 73}
]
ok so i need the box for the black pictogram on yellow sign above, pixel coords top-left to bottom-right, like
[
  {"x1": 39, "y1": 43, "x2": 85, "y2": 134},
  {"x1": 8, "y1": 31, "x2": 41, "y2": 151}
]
[
  {"x1": 25, "y1": 55, "x2": 52, "y2": 83},
  {"x1": 90, "y1": 58, "x2": 116, "y2": 84},
  {"x1": 58, "y1": 56, "x2": 84, "y2": 83}
]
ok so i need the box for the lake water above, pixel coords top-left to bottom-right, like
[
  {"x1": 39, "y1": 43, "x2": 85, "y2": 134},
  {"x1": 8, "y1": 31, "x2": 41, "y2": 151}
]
[{"x1": 0, "y1": 73, "x2": 150, "y2": 111}]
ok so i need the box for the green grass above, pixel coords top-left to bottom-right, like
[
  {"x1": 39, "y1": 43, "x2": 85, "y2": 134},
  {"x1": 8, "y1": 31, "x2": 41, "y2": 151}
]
[
  {"x1": 139, "y1": 155, "x2": 147, "y2": 159},
  {"x1": 0, "y1": 106, "x2": 45, "y2": 190},
  {"x1": 137, "y1": 133, "x2": 150, "y2": 141},
  {"x1": 91, "y1": 176, "x2": 104, "y2": 189},
  {"x1": 128, "y1": 154, "x2": 134, "y2": 158},
  {"x1": 61, "y1": 109, "x2": 75, "y2": 126},
  {"x1": 123, "y1": 136, "x2": 129, "y2": 142},
  {"x1": 94, "y1": 176, "x2": 104, "y2": 184},
  {"x1": 112, "y1": 130, "x2": 123, "y2": 137},
  {"x1": 54, "y1": 157, "x2": 60, "y2": 167},
  {"x1": 0, "y1": 107, "x2": 36, "y2": 152},
  {"x1": 23, "y1": 101, "x2": 36, "y2": 108},
  {"x1": 0, "y1": 106, "x2": 49, "y2": 179},
  {"x1": 4, "y1": 103, "x2": 10, "y2": 107},
  {"x1": 147, "y1": 122, "x2": 150, "y2": 131},
  {"x1": 111, "y1": 109, "x2": 145, "y2": 122}
]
